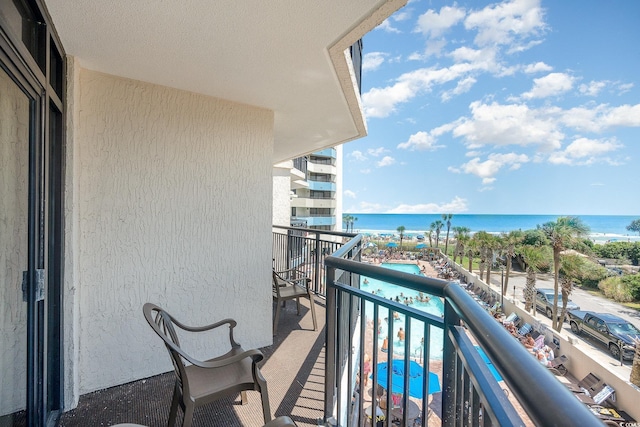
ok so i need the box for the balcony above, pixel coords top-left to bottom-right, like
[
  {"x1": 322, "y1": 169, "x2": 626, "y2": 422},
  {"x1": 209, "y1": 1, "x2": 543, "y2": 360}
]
[
  {"x1": 308, "y1": 181, "x2": 337, "y2": 192},
  {"x1": 291, "y1": 197, "x2": 337, "y2": 209},
  {"x1": 313, "y1": 148, "x2": 337, "y2": 158},
  {"x1": 293, "y1": 216, "x2": 337, "y2": 227},
  {"x1": 57, "y1": 228, "x2": 602, "y2": 427}
]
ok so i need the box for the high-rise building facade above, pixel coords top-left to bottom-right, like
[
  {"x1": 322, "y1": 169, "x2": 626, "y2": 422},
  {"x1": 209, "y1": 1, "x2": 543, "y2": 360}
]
[{"x1": 290, "y1": 146, "x2": 343, "y2": 232}]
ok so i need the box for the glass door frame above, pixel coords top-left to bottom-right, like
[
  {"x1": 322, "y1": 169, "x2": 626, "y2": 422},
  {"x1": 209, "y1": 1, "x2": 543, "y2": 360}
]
[{"x1": 0, "y1": 1, "x2": 66, "y2": 424}]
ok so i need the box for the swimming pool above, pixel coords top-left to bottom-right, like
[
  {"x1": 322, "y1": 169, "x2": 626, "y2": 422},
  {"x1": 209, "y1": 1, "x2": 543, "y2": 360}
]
[{"x1": 361, "y1": 263, "x2": 444, "y2": 359}]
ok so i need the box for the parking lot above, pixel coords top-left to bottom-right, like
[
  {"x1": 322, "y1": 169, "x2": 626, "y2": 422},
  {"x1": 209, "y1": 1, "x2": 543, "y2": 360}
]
[{"x1": 486, "y1": 270, "x2": 640, "y2": 380}]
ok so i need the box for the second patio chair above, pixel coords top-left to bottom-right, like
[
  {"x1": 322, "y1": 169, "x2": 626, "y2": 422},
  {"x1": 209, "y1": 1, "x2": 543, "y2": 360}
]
[
  {"x1": 143, "y1": 303, "x2": 272, "y2": 427},
  {"x1": 272, "y1": 268, "x2": 318, "y2": 335}
]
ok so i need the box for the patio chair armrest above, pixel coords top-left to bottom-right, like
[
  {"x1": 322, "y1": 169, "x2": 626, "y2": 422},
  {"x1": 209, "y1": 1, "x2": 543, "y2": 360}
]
[
  {"x1": 170, "y1": 317, "x2": 240, "y2": 347},
  {"x1": 275, "y1": 268, "x2": 309, "y2": 281},
  {"x1": 196, "y1": 348, "x2": 265, "y2": 369}
]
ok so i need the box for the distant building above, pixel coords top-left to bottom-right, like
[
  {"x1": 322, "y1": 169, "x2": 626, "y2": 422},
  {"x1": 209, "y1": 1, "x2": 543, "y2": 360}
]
[{"x1": 290, "y1": 147, "x2": 343, "y2": 232}]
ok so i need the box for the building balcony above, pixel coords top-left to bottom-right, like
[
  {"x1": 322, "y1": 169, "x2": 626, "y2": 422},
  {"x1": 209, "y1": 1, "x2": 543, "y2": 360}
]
[
  {"x1": 293, "y1": 216, "x2": 337, "y2": 227},
  {"x1": 308, "y1": 181, "x2": 337, "y2": 192},
  {"x1": 313, "y1": 148, "x2": 337, "y2": 158},
  {"x1": 56, "y1": 228, "x2": 609, "y2": 427},
  {"x1": 291, "y1": 197, "x2": 337, "y2": 209},
  {"x1": 307, "y1": 162, "x2": 337, "y2": 176}
]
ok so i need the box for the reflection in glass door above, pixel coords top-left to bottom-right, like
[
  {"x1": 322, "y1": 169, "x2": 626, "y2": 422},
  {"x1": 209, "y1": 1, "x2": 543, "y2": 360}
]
[{"x1": 0, "y1": 65, "x2": 31, "y2": 424}]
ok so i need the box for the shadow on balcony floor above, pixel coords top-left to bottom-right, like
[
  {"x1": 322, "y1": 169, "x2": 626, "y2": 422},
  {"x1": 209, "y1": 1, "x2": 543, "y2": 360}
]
[{"x1": 59, "y1": 299, "x2": 326, "y2": 427}]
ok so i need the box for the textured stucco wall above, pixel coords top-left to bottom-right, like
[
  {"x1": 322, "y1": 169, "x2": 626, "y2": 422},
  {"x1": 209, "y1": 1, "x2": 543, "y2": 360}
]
[{"x1": 69, "y1": 68, "x2": 274, "y2": 396}]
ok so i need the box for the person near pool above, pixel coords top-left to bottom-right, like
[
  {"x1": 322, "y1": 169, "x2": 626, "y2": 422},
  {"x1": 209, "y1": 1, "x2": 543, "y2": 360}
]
[
  {"x1": 397, "y1": 327, "x2": 405, "y2": 341},
  {"x1": 381, "y1": 336, "x2": 389, "y2": 352}
]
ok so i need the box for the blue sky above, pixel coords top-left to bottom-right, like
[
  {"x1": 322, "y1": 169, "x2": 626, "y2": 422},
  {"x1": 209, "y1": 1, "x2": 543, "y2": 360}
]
[{"x1": 343, "y1": 0, "x2": 640, "y2": 215}]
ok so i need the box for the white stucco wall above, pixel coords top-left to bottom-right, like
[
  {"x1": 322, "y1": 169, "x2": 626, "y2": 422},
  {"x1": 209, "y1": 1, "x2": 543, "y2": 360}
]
[{"x1": 65, "y1": 64, "x2": 275, "y2": 399}]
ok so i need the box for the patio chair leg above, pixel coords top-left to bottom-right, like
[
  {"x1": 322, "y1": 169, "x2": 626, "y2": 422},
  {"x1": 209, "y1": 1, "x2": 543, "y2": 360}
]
[
  {"x1": 296, "y1": 297, "x2": 301, "y2": 315},
  {"x1": 273, "y1": 300, "x2": 282, "y2": 336},
  {"x1": 182, "y1": 402, "x2": 195, "y2": 427},
  {"x1": 309, "y1": 294, "x2": 318, "y2": 331},
  {"x1": 168, "y1": 382, "x2": 180, "y2": 427},
  {"x1": 260, "y1": 387, "x2": 272, "y2": 424}
]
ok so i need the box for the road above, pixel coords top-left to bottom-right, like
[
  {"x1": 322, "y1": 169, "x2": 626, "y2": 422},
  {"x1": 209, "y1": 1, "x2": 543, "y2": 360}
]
[{"x1": 485, "y1": 269, "x2": 640, "y2": 380}]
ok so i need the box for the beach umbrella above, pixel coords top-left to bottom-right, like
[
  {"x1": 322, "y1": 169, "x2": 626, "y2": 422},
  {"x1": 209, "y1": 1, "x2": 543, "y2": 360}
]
[
  {"x1": 386, "y1": 242, "x2": 398, "y2": 248},
  {"x1": 416, "y1": 243, "x2": 427, "y2": 249},
  {"x1": 374, "y1": 360, "x2": 440, "y2": 399}
]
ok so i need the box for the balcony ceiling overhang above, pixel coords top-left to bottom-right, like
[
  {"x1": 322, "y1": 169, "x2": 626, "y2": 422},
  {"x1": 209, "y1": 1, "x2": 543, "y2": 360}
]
[{"x1": 45, "y1": 0, "x2": 406, "y2": 163}]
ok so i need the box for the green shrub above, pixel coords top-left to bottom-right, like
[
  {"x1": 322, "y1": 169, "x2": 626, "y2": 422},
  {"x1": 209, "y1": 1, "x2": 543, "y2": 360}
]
[
  {"x1": 621, "y1": 274, "x2": 640, "y2": 300},
  {"x1": 598, "y1": 276, "x2": 636, "y2": 302},
  {"x1": 576, "y1": 262, "x2": 609, "y2": 289}
]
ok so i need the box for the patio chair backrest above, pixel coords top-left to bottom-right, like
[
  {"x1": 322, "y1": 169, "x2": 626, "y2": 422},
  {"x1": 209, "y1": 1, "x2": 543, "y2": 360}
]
[
  {"x1": 503, "y1": 312, "x2": 518, "y2": 324},
  {"x1": 593, "y1": 385, "x2": 615, "y2": 405},
  {"x1": 518, "y1": 323, "x2": 532, "y2": 336}
]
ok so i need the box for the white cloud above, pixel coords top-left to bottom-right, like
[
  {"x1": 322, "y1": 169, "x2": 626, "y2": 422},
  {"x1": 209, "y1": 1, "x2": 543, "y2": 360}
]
[
  {"x1": 363, "y1": 52, "x2": 387, "y2": 72},
  {"x1": 617, "y1": 82, "x2": 634, "y2": 94},
  {"x1": 348, "y1": 201, "x2": 386, "y2": 213},
  {"x1": 579, "y1": 80, "x2": 607, "y2": 96},
  {"x1": 344, "y1": 189, "x2": 356, "y2": 199},
  {"x1": 368, "y1": 147, "x2": 388, "y2": 157},
  {"x1": 523, "y1": 61, "x2": 552, "y2": 73},
  {"x1": 601, "y1": 104, "x2": 640, "y2": 127},
  {"x1": 377, "y1": 156, "x2": 396, "y2": 167},
  {"x1": 464, "y1": 0, "x2": 547, "y2": 50},
  {"x1": 451, "y1": 101, "x2": 564, "y2": 151},
  {"x1": 521, "y1": 72, "x2": 574, "y2": 99},
  {"x1": 350, "y1": 150, "x2": 367, "y2": 161},
  {"x1": 559, "y1": 103, "x2": 640, "y2": 132},
  {"x1": 457, "y1": 152, "x2": 529, "y2": 183},
  {"x1": 397, "y1": 131, "x2": 442, "y2": 150},
  {"x1": 385, "y1": 196, "x2": 469, "y2": 214},
  {"x1": 441, "y1": 76, "x2": 477, "y2": 101},
  {"x1": 360, "y1": 168, "x2": 372, "y2": 174},
  {"x1": 415, "y1": 5, "x2": 466, "y2": 38},
  {"x1": 548, "y1": 137, "x2": 623, "y2": 165},
  {"x1": 377, "y1": 19, "x2": 401, "y2": 34},
  {"x1": 363, "y1": 65, "x2": 472, "y2": 118}
]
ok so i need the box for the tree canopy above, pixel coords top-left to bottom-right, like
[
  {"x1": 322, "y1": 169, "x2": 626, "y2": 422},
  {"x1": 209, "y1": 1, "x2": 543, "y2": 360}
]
[{"x1": 627, "y1": 219, "x2": 640, "y2": 235}]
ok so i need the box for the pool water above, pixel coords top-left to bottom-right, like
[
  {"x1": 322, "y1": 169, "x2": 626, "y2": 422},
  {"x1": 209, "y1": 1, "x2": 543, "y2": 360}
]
[{"x1": 361, "y1": 263, "x2": 444, "y2": 360}]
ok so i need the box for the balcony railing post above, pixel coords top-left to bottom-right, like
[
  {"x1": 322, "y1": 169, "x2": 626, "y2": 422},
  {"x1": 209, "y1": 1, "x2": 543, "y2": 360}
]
[
  {"x1": 442, "y1": 297, "x2": 461, "y2": 427},
  {"x1": 323, "y1": 263, "x2": 337, "y2": 426},
  {"x1": 315, "y1": 232, "x2": 321, "y2": 294}
]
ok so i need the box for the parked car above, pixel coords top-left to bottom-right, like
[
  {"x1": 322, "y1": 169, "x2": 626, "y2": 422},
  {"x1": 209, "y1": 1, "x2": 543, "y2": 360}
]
[
  {"x1": 535, "y1": 288, "x2": 580, "y2": 319},
  {"x1": 567, "y1": 310, "x2": 640, "y2": 360}
]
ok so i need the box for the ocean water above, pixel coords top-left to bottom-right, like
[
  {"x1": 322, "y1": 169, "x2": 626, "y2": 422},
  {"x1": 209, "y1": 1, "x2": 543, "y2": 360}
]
[{"x1": 344, "y1": 214, "x2": 640, "y2": 242}]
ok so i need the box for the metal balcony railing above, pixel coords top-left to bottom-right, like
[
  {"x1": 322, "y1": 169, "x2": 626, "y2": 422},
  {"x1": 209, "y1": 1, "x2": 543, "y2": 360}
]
[{"x1": 272, "y1": 227, "x2": 601, "y2": 427}]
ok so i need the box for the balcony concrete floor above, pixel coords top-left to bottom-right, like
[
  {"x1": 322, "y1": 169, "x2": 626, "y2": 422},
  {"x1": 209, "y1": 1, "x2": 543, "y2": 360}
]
[{"x1": 59, "y1": 300, "x2": 326, "y2": 427}]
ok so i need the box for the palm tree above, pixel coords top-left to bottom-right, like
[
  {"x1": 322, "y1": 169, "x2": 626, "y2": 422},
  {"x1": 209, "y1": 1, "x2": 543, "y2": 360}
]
[
  {"x1": 518, "y1": 245, "x2": 551, "y2": 314},
  {"x1": 540, "y1": 216, "x2": 590, "y2": 330},
  {"x1": 343, "y1": 214, "x2": 353, "y2": 232},
  {"x1": 427, "y1": 223, "x2": 436, "y2": 247},
  {"x1": 452, "y1": 226, "x2": 470, "y2": 264},
  {"x1": 558, "y1": 253, "x2": 586, "y2": 328},
  {"x1": 501, "y1": 230, "x2": 524, "y2": 296},
  {"x1": 351, "y1": 216, "x2": 358, "y2": 233},
  {"x1": 631, "y1": 338, "x2": 640, "y2": 387},
  {"x1": 432, "y1": 220, "x2": 444, "y2": 248},
  {"x1": 473, "y1": 231, "x2": 491, "y2": 281},
  {"x1": 442, "y1": 213, "x2": 453, "y2": 255},
  {"x1": 397, "y1": 225, "x2": 406, "y2": 251},
  {"x1": 466, "y1": 237, "x2": 478, "y2": 274}
]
